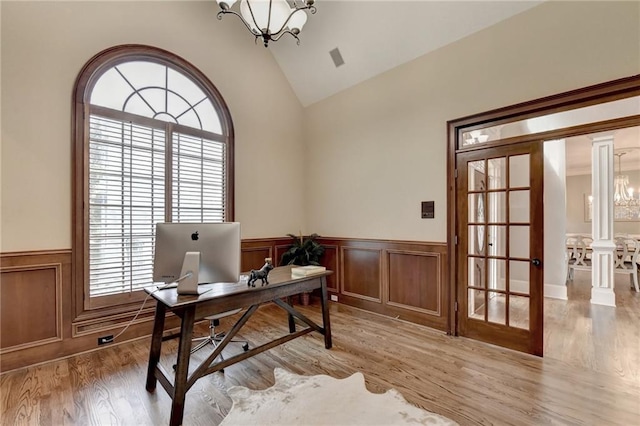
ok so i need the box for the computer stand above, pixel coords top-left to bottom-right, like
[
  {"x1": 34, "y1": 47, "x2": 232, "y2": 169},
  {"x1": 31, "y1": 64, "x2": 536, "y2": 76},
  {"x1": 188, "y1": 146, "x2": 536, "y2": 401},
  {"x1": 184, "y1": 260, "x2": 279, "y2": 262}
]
[{"x1": 176, "y1": 251, "x2": 200, "y2": 295}]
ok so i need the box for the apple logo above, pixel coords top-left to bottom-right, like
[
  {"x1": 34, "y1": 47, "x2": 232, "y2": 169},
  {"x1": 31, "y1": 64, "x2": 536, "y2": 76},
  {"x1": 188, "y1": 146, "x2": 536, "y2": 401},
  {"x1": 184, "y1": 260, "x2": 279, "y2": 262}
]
[{"x1": 191, "y1": 231, "x2": 199, "y2": 241}]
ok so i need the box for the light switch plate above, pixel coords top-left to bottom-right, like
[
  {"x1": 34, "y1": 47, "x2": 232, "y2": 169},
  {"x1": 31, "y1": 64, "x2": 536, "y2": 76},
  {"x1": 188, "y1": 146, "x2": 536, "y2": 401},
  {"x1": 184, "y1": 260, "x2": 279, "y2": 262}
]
[{"x1": 421, "y1": 201, "x2": 435, "y2": 219}]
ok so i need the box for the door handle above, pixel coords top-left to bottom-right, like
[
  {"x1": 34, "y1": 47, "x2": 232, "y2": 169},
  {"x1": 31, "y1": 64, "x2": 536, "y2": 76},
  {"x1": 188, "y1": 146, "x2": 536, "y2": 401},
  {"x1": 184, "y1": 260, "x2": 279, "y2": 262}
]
[{"x1": 531, "y1": 258, "x2": 541, "y2": 266}]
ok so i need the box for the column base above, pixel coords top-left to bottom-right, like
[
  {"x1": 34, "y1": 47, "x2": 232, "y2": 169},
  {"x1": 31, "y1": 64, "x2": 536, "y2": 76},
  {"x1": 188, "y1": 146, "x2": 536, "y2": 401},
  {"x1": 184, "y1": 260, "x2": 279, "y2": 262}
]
[{"x1": 590, "y1": 286, "x2": 616, "y2": 307}]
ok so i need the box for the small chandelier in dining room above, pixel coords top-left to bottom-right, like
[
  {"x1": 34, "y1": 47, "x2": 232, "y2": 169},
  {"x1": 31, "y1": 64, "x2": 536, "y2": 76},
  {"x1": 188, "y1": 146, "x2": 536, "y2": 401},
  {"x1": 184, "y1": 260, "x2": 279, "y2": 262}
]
[
  {"x1": 215, "y1": 0, "x2": 316, "y2": 47},
  {"x1": 614, "y1": 152, "x2": 633, "y2": 203},
  {"x1": 612, "y1": 150, "x2": 640, "y2": 220},
  {"x1": 587, "y1": 149, "x2": 640, "y2": 221}
]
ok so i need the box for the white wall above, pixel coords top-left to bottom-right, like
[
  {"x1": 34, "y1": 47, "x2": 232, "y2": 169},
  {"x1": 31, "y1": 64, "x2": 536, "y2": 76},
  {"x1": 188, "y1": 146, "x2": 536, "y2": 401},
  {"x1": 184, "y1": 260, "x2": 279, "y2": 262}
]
[
  {"x1": 2, "y1": 1, "x2": 640, "y2": 253},
  {"x1": 303, "y1": 1, "x2": 640, "y2": 241},
  {"x1": 1, "y1": 1, "x2": 306, "y2": 251},
  {"x1": 566, "y1": 171, "x2": 640, "y2": 235},
  {"x1": 544, "y1": 140, "x2": 568, "y2": 299}
]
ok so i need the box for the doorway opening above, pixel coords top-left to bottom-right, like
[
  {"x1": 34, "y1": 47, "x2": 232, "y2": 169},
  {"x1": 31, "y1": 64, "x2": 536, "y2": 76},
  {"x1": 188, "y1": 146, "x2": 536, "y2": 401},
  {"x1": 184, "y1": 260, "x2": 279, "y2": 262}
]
[
  {"x1": 543, "y1": 126, "x2": 640, "y2": 373},
  {"x1": 447, "y1": 75, "x2": 640, "y2": 356}
]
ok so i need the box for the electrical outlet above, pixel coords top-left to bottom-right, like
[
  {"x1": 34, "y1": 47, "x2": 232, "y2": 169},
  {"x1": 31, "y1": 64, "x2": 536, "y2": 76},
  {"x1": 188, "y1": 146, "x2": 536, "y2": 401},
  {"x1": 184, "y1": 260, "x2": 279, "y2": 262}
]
[
  {"x1": 97, "y1": 335, "x2": 113, "y2": 345},
  {"x1": 330, "y1": 294, "x2": 338, "y2": 302}
]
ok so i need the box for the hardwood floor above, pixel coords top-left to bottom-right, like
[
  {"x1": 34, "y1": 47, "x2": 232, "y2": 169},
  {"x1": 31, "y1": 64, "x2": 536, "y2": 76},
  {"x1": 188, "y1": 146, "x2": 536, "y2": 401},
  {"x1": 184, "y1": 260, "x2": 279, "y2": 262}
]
[
  {"x1": 2, "y1": 286, "x2": 639, "y2": 425},
  {"x1": 545, "y1": 270, "x2": 640, "y2": 382}
]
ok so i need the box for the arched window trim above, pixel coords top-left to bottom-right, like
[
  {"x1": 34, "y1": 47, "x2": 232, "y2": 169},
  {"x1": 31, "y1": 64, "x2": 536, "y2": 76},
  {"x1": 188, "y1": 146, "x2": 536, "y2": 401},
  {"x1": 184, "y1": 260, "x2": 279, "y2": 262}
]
[{"x1": 72, "y1": 44, "x2": 235, "y2": 319}]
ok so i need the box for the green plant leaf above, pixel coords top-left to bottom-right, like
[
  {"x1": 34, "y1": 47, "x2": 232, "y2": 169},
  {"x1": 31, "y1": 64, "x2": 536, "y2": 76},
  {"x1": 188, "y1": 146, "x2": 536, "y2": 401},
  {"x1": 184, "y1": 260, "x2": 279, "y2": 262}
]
[{"x1": 279, "y1": 233, "x2": 325, "y2": 266}]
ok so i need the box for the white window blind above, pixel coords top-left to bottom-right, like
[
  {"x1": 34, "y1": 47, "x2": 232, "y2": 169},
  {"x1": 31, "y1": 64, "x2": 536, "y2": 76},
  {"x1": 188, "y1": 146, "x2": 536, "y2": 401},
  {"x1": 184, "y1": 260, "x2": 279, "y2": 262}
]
[
  {"x1": 88, "y1": 117, "x2": 227, "y2": 298},
  {"x1": 172, "y1": 132, "x2": 226, "y2": 223},
  {"x1": 88, "y1": 115, "x2": 166, "y2": 297}
]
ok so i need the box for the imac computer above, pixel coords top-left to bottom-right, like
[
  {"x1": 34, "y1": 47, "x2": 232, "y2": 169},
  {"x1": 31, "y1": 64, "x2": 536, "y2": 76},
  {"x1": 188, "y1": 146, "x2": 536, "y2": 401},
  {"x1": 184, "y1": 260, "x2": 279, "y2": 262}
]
[{"x1": 153, "y1": 222, "x2": 241, "y2": 295}]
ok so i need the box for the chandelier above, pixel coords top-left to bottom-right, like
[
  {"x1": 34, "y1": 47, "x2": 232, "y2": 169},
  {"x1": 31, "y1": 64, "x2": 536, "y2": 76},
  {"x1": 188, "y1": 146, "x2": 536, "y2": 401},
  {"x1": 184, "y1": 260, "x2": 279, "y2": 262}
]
[
  {"x1": 614, "y1": 152, "x2": 632, "y2": 202},
  {"x1": 215, "y1": 0, "x2": 316, "y2": 47},
  {"x1": 612, "y1": 151, "x2": 640, "y2": 220},
  {"x1": 586, "y1": 149, "x2": 640, "y2": 221}
]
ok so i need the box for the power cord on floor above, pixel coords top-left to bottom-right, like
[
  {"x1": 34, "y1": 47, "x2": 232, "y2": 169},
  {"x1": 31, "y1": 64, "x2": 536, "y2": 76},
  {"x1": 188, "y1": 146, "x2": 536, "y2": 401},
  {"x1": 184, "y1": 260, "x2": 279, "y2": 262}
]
[{"x1": 101, "y1": 282, "x2": 175, "y2": 344}]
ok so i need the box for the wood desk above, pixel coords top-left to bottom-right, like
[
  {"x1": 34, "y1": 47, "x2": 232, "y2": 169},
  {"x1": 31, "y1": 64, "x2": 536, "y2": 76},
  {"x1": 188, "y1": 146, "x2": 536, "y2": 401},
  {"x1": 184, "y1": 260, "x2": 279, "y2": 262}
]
[{"x1": 144, "y1": 266, "x2": 333, "y2": 426}]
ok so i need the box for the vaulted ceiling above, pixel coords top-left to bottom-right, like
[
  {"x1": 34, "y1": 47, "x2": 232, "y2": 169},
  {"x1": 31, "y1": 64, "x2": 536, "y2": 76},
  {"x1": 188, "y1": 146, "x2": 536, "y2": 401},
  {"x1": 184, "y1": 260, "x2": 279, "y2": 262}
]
[
  {"x1": 251, "y1": 1, "x2": 638, "y2": 174},
  {"x1": 268, "y1": 1, "x2": 542, "y2": 107}
]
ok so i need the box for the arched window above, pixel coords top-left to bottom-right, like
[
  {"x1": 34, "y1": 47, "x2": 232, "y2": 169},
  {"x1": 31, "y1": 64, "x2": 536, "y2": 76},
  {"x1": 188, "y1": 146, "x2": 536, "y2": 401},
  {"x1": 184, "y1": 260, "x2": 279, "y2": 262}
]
[{"x1": 72, "y1": 45, "x2": 234, "y2": 312}]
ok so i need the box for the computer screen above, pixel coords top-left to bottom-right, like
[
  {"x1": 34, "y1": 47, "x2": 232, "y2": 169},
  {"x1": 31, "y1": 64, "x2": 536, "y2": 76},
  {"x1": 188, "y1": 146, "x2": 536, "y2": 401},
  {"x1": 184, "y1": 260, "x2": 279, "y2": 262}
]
[{"x1": 153, "y1": 222, "x2": 241, "y2": 294}]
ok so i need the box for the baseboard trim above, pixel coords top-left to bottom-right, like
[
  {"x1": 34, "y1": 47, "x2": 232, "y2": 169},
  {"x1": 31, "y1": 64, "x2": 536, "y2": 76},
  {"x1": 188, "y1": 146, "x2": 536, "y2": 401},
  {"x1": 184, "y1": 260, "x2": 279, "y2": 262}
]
[{"x1": 544, "y1": 283, "x2": 568, "y2": 300}]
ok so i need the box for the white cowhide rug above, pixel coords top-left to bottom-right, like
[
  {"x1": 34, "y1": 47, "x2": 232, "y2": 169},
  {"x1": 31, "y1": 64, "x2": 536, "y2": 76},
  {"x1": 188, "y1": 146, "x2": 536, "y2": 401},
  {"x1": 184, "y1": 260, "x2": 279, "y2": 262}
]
[{"x1": 220, "y1": 368, "x2": 458, "y2": 425}]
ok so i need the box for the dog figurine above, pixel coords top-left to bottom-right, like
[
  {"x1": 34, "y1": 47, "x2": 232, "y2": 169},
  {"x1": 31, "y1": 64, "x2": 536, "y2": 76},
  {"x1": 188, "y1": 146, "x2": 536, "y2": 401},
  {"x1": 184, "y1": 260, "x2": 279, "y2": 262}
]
[{"x1": 247, "y1": 261, "x2": 274, "y2": 287}]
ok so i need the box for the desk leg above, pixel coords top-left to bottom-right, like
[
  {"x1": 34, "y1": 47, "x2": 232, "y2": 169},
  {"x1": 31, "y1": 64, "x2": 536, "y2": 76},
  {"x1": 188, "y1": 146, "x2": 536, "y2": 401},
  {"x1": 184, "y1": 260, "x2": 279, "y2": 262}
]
[
  {"x1": 320, "y1": 276, "x2": 332, "y2": 349},
  {"x1": 146, "y1": 302, "x2": 166, "y2": 392},
  {"x1": 286, "y1": 296, "x2": 296, "y2": 333},
  {"x1": 170, "y1": 306, "x2": 195, "y2": 426}
]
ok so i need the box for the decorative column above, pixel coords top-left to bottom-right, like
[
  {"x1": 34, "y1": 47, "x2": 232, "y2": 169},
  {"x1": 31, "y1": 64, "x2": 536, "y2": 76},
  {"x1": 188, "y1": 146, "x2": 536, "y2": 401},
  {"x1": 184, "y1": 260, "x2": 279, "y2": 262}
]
[{"x1": 590, "y1": 135, "x2": 616, "y2": 307}]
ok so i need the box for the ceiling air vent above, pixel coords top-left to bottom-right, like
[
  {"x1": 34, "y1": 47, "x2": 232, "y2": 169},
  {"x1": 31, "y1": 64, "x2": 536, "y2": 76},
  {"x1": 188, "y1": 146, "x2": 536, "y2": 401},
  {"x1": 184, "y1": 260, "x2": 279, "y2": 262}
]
[{"x1": 329, "y1": 47, "x2": 345, "y2": 68}]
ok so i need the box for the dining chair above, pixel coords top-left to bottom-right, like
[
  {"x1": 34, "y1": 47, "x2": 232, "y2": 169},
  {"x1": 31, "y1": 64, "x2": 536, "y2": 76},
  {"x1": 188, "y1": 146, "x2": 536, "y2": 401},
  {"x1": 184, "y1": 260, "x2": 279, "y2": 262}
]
[
  {"x1": 566, "y1": 234, "x2": 593, "y2": 281},
  {"x1": 613, "y1": 235, "x2": 639, "y2": 292}
]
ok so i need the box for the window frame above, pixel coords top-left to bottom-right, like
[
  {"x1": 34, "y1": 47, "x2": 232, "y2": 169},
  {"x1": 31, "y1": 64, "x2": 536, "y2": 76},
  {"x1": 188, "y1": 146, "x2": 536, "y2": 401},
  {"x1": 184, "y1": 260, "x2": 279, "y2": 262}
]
[{"x1": 72, "y1": 45, "x2": 234, "y2": 318}]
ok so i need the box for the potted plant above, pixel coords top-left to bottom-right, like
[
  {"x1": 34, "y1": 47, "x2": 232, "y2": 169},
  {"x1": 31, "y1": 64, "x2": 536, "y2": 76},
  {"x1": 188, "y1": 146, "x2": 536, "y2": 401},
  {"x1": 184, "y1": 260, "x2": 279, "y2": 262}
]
[{"x1": 280, "y1": 233, "x2": 325, "y2": 305}]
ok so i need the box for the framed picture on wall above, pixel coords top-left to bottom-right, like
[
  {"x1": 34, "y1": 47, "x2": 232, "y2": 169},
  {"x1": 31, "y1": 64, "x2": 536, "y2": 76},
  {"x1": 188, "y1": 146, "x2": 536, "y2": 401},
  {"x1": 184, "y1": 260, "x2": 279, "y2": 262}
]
[{"x1": 584, "y1": 194, "x2": 592, "y2": 222}]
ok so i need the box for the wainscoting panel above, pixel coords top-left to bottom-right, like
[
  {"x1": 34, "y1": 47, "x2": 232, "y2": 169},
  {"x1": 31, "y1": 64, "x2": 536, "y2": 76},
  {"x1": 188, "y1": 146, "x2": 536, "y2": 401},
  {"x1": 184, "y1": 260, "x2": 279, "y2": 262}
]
[
  {"x1": 241, "y1": 244, "x2": 273, "y2": 271},
  {"x1": 1, "y1": 251, "x2": 71, "y2": 370},
  {"x1": 319, "y1": 245, "x2": 339, "y2": 292},
  {"x1": 1, "y1": 237, "x2": 447, "y2": 371},
  {"x1": 318, "y1": 238, "x2": 448, "y2": 331},
  {"x1": 387, "y1": 250, "x2": 441, "y2": 315},
  {"x1": 341, "y1": 247, "x2": 382, "y2": 302},
  {"x1": 0, "y1": 263, "x2": 62, "y2": 351}
]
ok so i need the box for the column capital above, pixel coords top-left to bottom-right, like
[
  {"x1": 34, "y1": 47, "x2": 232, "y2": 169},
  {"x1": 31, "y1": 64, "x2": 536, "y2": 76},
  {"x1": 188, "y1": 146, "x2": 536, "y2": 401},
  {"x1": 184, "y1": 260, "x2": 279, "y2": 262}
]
[{"x1": 590, "y1": 133, "x2": 615, "y2": 144}]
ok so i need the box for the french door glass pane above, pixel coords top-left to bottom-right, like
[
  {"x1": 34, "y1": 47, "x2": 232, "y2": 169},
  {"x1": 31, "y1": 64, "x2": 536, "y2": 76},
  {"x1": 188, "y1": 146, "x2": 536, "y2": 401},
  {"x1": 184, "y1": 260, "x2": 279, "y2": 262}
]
[
  {"x1": 488, "y1": 258, "x2": 506, "y2": 291},
  {"x1": 509, "y1": 190, "x2": 530, "y2": 222},
  {"x1": 468, "y1": 257, "x2": 486, "y2": 289},
  {"x1": 468, "y1": 226, "x2": 485, "y2": 255},
  {"x1": 467, "y1": 257, "x2": 486, "y2": 288},
  {"x1": 488, "y1": 192, "x2": 506, "y2": 222},
  {"x1": 468, "y1": 161, "x2": 486, "y2": 191},
  {"x1": 487, "y1": 291, "x2": 506, "y2": 325},
  {"x1": 468, "y1": 193, "x2": 485, "y2": 223},
  {"x1": 509, "y1": 154, "x2": 530, "y2": 188},
  {"x1": 487, "y1": 225, "x2": 506, "y2": 257},
  {"x1": 468, "y1": 288, "x2": 485, "y2": 319},
  {"x1": 509, "y1": 260, "x2": 530, "y2": 295},
  {"x1": 488, "y1": 158, "x2": 506, "y2": 189},
  {"x1": 509, "y1": 295, "x2": 530, "y2": 330},
  {"x1": 509, "y1": 225, "x2": 530, "y2": 258}
]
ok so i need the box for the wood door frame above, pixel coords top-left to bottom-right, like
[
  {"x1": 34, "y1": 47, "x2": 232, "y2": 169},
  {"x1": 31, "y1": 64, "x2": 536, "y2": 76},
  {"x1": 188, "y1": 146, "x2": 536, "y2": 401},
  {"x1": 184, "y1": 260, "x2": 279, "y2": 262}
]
[{"x1": 446, "y1": 74, "x2": 640, "y2": 336}]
